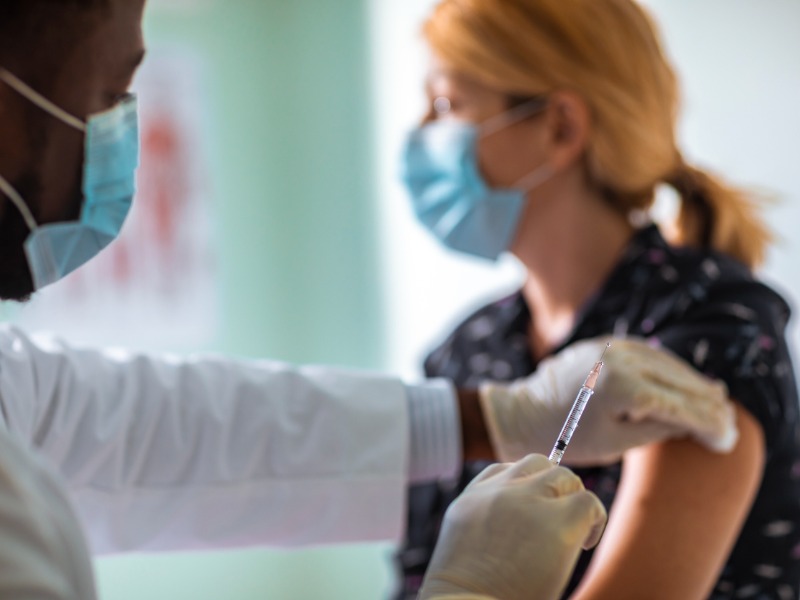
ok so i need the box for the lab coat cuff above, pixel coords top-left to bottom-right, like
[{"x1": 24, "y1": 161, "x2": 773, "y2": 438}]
[{"x1": 405, "y1": 379, "x2": 462, "y2": 484}]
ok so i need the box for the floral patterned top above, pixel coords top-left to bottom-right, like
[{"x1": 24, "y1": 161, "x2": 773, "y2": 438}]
[{"x1": 393, "y1": 225, "x2": 800, "y2": 600}]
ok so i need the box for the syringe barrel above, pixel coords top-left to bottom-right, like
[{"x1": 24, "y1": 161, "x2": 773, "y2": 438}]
[{"x1": 548, "y1": 386, "x2": 595, "y2": 465}]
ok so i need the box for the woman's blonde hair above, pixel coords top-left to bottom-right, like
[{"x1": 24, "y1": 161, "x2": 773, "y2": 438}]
[{"x1": 423, "y1": 0, "x2": 771, "y2": 268}]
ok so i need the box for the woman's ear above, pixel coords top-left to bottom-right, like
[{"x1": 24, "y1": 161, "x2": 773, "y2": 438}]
[{"x1": 543, "y1": 90, "x2": 591, "y2": 171}]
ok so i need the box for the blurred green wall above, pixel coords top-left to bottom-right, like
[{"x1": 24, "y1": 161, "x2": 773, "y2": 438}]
[
  {"x1": 168, "y1": 0, "x2": 386, "y2": 367},
  {"x1": 95, "y1": 0, "x2": 393, "y2": 598}
]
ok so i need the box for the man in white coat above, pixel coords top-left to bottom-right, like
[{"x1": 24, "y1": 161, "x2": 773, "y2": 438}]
[{"x1": 0, "y1": 0, "x2": 737, "y2": 598}]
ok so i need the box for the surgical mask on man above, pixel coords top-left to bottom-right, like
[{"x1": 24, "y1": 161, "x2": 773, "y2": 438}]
[
  {"x1": 0, "y1": 68, "x2": 139, "y2": 291},
  {"x1": 400, "y1": 98, "x2": 552, "y2": 261}
]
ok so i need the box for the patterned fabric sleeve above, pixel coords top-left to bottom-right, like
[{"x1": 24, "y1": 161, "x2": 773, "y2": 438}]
[
  {"x1": 645, "y1": 278, "x2": 800, "y2": 598},
  {"x1": 648, "y1": 279, "x2": 798, "y2": 457}
]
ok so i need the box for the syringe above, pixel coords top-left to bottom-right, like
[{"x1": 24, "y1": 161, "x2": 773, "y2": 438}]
[{"x1": 548, "y1": 343, "x2": 611, "y2": 465}]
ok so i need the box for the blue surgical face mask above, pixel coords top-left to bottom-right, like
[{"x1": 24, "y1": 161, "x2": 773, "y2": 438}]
[
  {"x1": 0, "y1": 68, "x2": 139, "y2": 291},
  {"x1": 401, "y1": 98, "x2": 552, "y2": 261}
]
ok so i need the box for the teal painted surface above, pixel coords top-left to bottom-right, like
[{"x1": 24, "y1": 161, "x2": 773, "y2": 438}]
[
  {"x1": 95, "y1": 544, "x2": 395, "y2": 600},
  {"x1": 143, "y1": 0, "x2": 385, "y2": 367},
  {"x1": 94, "y1": 1, "x2": 393, "y2": 599}
]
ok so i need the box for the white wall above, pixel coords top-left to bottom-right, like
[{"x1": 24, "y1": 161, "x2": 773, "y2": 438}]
[
  {"x1": 642, "y1": 0, "x2": 800, "y2": 352},
  {"x1": 369, "y1": 0, "x2": 526, "y2": 381},
  {"x1": 371, "y1": 0, "x2": 800, "y2": 378}
]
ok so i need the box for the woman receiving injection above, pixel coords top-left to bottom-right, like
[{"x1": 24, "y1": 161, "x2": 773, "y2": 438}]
[{"x1": 394, "y1": 0, "x2": 800, "y2": 598}]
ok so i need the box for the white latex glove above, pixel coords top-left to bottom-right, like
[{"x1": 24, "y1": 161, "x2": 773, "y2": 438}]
[
  {"x1": 420, "y1": 454, "x2": 607, "y2": 600},
  {"x1": 479, "y1": 337, "x2": 737, "y2": 466}
]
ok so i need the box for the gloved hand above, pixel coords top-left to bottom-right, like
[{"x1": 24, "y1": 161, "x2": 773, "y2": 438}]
[
  {"x1": 479, "y1": 337, "x2": 737, "y2": 466},
  {"x1": 419, "y1": 454, "x2": 607, "y2": 600}
]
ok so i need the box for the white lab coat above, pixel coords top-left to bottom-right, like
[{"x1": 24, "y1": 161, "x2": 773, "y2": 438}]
[
  {"x1": 0, "y1": 428, "x2": 97, "y2": 599},
  {"x1": 0, "y1": 325, "x2": 409, "y2": 555}
]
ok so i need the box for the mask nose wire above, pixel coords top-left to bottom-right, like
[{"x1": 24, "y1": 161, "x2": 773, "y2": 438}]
[
  {"x1": 0, "y1": 173, "x2": 39, "y2": 232},
  {"x1": 0, "y1": 68, "x2": 87, "y2": 132}
]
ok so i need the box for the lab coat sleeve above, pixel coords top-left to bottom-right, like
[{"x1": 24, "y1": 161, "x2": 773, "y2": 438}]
[
  {"x1": 406, "y1": 379, "x2": 462, "y2": 484},
  {"x1": 0, "y1": 325, "x2": 409, "y2": 554},
  {"x1": 0, "y1": 428, "x2": 98, "y2": 599}
]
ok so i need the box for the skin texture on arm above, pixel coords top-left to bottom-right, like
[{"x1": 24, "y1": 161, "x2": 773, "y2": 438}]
[
  {"x1": 457, "y1": 389, "x2": 496, "y2": 462},
  {"x1": 570, "y1": 402, "x2": 765, "y2": 600}
]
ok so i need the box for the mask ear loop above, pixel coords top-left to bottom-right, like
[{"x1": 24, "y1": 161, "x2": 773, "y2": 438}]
[
  {"x1": 0, "y1": 174, "x2": 39, "y2": 232},
  {"x1": 479, "y1": 96, "x2": 549, "y2": 138},
  {"x1": 513, "y1": 164, "x2": 556, "y2": 193},
  {"x1": 0, "y1": 68, "x2": 86, "y2": 132},
  {"x1": 0, "y1": 68, "x2": 78, "y2": 233},
  {"x1": 476, "y1": 96, "x2": 555, "y2": 192}
]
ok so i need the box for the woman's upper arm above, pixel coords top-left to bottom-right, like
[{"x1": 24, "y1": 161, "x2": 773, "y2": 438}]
[{"x1": 569, "y1": 402, "x2": 765, "y2": 600}]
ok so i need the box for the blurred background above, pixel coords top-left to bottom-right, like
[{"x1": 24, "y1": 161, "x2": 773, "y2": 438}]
[{"x1": 1, "y1": 0, "x2": 799, "y2": 598}]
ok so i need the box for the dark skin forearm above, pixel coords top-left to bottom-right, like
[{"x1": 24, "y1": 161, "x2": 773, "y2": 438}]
[{"x1": 456, "y1": 388, "x2": 496, "y2": 462}]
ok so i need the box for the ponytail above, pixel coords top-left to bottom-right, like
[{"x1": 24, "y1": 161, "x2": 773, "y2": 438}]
[{"x1": 666, "y1": 161, "x2": 772, "y2": 270}]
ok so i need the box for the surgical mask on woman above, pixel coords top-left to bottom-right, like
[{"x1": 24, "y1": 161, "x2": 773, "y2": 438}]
[
  {"x1": 401, "y1": 98, "x2": 552, "y2": 261},
  {"x1": 0, "y1": 68, "x2": 139, "y2": 291}
]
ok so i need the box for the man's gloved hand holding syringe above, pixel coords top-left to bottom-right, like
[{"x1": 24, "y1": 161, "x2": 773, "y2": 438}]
[{"x1": 422, "y1": 454, "x2": 607, "y2": 600}]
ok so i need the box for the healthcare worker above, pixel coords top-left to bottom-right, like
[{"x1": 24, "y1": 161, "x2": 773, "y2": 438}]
[{"x1": 0, "y1": 0, "x2": 738, "y2": 597}]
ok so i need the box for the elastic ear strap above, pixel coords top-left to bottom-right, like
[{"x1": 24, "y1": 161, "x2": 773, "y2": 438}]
[
  {"x1": 0, "y1": 173, "x2": 39, "y2": 231},
  {"x1": 0, "y1": 68, "x2": 86, "y2": 132},
  {"x1": 514, "y1": 164, "x2": 555, "y2": 193},
  {"x1": 480, "y1": 96, "x2": 549, "y2": 138}
]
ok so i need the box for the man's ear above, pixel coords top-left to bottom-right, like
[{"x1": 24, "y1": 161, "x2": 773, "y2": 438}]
[{"x1": 542, "y1": 90, "x2": 591, "y2": 172}]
